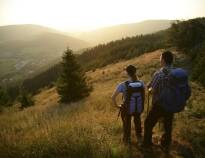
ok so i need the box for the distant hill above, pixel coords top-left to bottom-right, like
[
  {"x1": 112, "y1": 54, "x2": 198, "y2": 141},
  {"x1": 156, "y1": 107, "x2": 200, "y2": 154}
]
[
  {"x1": 0, "y1": 24, "x2": 58, "y2": 42},
  {"x1": 69, "y1": 20, "x2": 173, "y2": 45},
  {"x1": 0, "y1": 24, "x2": 90, "y2": 84}
]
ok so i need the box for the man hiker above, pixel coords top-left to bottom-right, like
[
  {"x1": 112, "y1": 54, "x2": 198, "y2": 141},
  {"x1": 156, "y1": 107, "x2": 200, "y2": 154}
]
[
  {"x1": 143, "y1": 51, "x2": 191, "y2": 153},
  {"x1": 112, "y1": 65, "x2": 145, "y2": 145}
]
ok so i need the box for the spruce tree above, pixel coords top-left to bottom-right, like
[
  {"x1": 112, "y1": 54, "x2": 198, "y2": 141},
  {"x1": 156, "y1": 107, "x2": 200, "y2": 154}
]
[{"x1": 57, "y1": 48, "x2": 90, "y2": 103}]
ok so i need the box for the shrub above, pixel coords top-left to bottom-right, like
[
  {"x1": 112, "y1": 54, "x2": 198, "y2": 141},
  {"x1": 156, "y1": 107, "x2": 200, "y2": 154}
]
[{"x1": 18, "y1": 89, "x2": 34, "y2": 109}]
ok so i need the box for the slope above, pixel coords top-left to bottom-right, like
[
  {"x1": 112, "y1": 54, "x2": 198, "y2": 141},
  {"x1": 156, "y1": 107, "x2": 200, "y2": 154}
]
[
  {"x1": 0, "y1": 24, "x2": 58, "y2": 42},
  {"x1": 0, "y1": 24, "x2": 90, "y2": 84},
  {"x1": 0, "y1": 50, "x2": 204, "y2": 158},
  {"x1": 70, "y1": 20, "x2": 173, "y2": 45}
]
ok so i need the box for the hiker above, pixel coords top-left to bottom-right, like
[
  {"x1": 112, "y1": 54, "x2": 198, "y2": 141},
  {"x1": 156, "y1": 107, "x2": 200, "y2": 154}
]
[
  {"x1": 143, "y1": 51, "x2": 191, "y2": 152},
  {"x1": 111, "y1": 65, "x2": 145, "y2": 145}
]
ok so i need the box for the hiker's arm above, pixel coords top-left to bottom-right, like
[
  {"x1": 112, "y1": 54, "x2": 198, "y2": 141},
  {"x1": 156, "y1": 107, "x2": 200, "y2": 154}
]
[
  {"x1": 111, "y1": 90, "x2": 121, "y2": 108},
  {"x1": 147, "y1": 72, "x2": 160, "y2": 90}
]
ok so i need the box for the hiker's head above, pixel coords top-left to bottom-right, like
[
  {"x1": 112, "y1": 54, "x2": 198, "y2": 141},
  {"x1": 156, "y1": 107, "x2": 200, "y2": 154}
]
[
  {"x1": 126, "y1": 65, "x2": 137, "y2": 80},
  {"x1": 160, "y1": 51, "x2": 174, "y2": 66}
]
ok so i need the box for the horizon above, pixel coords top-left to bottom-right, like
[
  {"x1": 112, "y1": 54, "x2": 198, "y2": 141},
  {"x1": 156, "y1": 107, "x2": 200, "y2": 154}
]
[
  {"x1": 0, "y1": 0, "x2": 205, "y2": 32},
  {"x1": 0, "y1": 19, "x2": 176, "y2": 32}
]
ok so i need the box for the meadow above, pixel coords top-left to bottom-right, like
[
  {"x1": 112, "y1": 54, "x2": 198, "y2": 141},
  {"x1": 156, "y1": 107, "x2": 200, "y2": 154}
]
[{"x1": 0, "y1": 50, "x2": 204, "y2": 158}]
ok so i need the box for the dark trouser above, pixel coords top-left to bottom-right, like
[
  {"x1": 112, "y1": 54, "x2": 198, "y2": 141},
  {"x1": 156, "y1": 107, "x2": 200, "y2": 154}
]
[
  {"x1": 144, "y1": 104, "x2": 174, "y2": 147},
  {"x1": 121, "y1": 112, "x2": 142, "y2": 142}
]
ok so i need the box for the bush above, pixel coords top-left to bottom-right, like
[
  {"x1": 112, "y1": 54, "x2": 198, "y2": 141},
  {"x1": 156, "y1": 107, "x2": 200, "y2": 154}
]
[
  {"x1": 0, "y1": 86, "x2": 11, "y2": 107},
  {"x1": 18, "y1": 89, "x2": 34, "y2": 109}
]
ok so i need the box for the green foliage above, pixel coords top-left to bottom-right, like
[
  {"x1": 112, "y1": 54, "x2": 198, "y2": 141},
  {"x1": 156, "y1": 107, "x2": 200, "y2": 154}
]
[
  {"x1": 176, "y1": 83, "x2": 205, "y2": 158},
  {"x1": 57, "y1": 48, "x2": 91, "y2": 103},
  {"x1": 78, "y1": 31, "x2": 168, "y2": 70},
  {"x1": 192, "y1": 46, "x2": 205, "y2": 86},
  {"x1": 18, "y1": 89, "x2": 34, "y2": 109},
  {"x1": 169, "y1": 18, "x2": 205, "y2": 86},
  {"x1": 169, "y1": 18, "x2": 205, "y2": 52},
  {"x1": 22, "y1": 63, "x2": 61, "y2": 94}
]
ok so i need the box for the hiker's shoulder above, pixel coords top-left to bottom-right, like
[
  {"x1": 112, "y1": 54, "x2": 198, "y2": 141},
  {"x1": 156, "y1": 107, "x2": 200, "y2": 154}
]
[
  {"x1": 119, "y1": 80, "x2": 130, "y2": 85},
  {"x1": 138, "y1": 80, "x2": 145, "y2": 87},
  {"x1": 116, "y1": 80, "x2": 129, "y2": 88},
  {"x1": 153, "y1": 69, "x2": 163, "y2": 77},
  {"x1": 160, "y1": 66, "x2": 175, "y2": 75},
  {"x1": 116, "y1": 80, "x2": 129, "y2": 92}
]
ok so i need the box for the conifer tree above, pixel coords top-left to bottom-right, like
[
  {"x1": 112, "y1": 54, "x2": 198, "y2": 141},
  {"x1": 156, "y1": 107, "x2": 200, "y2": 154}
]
[{"x1": 57, "y1": 48, "x2": 90, "y2": 103}]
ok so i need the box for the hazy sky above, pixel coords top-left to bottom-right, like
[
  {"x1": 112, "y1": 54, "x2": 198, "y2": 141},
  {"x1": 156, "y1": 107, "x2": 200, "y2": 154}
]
[{"x1": 0, "y1": 0, "x2": 205, "y2": 31}]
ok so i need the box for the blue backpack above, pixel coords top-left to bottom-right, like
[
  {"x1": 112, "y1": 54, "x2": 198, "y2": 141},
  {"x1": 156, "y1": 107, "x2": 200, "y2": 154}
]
[
  {"x1": 159, "y1": 68, "x2": 191, "y2": 113},
  {"x1": 123, "y1": 81, "x2": 144, "y2": 115}
]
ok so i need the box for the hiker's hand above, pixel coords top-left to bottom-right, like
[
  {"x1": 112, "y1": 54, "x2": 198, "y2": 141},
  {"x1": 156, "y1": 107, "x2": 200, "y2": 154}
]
[
  {"x1": 116, "y1": 104, "x2": 122, "y2": 108},
  {"x1": 148, "y1": 87, "x2": 152, "y2": 94}
]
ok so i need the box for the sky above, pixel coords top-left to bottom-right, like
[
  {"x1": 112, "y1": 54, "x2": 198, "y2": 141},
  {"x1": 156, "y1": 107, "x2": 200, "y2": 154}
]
[{"x1": 0, "y1": 0, "x2": 205, "y2": 32}]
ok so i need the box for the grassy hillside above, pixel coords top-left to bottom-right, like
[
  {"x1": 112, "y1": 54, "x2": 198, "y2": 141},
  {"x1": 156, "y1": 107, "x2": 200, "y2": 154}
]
[
  {"x1": 0, "y1": 50, "x2": 204, "y2": 158},
  {"x1": 69, "y1": 20, "x2": 173, "y2": 45},
  {"x1": 0, "y1": 24, "x2": 89, "y2": 85},
  {"x1": 15, "y1": 30, "x2": 168, "y2": 97},
  {"x1": 17, "y1": 18, "x2": 205, "y2": 98}
]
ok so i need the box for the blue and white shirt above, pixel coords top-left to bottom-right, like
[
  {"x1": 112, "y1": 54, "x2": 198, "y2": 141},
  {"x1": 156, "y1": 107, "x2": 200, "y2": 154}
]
[{"x1": 148, "y1": 65, "x2": 173, "y2": 104}]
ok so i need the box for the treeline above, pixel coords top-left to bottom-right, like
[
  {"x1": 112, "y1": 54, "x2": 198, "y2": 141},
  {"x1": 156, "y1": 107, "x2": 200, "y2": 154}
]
[
  {"x1": 22, "y1": 63, "x2": 61, "y2": 93},
  {"x1": 168, "y1": 17, "x2": 205, "y2": 86},
  {"x1": 0, "y1": 64, "x2": 61, "y2": 103},
  {"x1": 77, "y1": 31, "x2": 169, "y2": 70}
]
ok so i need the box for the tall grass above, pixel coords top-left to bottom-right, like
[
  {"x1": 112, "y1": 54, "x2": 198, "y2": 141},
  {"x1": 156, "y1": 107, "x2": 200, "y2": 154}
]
[{"x1": 0, "y1": 50, "x2": 204, "y2": 158}]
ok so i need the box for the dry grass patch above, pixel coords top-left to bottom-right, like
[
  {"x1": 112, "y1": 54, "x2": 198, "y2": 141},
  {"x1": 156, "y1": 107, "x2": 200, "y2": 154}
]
[{"x1": 0, "y1": 50, "x2": 204, "y2": 158}]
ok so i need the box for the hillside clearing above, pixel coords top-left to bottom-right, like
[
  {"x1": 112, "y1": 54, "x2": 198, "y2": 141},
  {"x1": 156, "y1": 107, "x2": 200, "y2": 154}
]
[{"x1": 0, "y1": 50, "x2": 204, "y2": 158}]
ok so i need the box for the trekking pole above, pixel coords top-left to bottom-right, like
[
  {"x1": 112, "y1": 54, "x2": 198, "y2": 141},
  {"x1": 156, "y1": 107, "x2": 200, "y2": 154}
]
[
  {"x1": 147, "y1": 92, "x2": 149, "y2": 116},
  {"x1": 147, "y1": 88, "x2": 151, "y2": 116},
  {"x1": 117, "y1": 104, "x2": 122, "y2": 121},
  {"x1": 158, "y1": 119, "x2": 161, "y2": 132},
  {"x1": 117, "y1": 108, "x2": 121, "y2": 120}
]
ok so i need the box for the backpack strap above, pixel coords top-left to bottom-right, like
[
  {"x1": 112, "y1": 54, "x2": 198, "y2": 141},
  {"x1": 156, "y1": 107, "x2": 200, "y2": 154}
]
[
  {"x1": 160, "y1": 67, "x2": 173, "y2": 89},
  {"x1": 123, "y1": 81, "x2": 131, "y2": 111},
  {"x1": 121, "y1": 81, "x2": 129, "y2": 102},
  {"x1": 162, "y1": 67, "x2": 171, "y2": 76},
  {"x1": 124, "y1": 81, "x2": 130, "y2": 102},
  {"x1": 124, "y1": 81, "x2": 129, "y2": 89}
]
